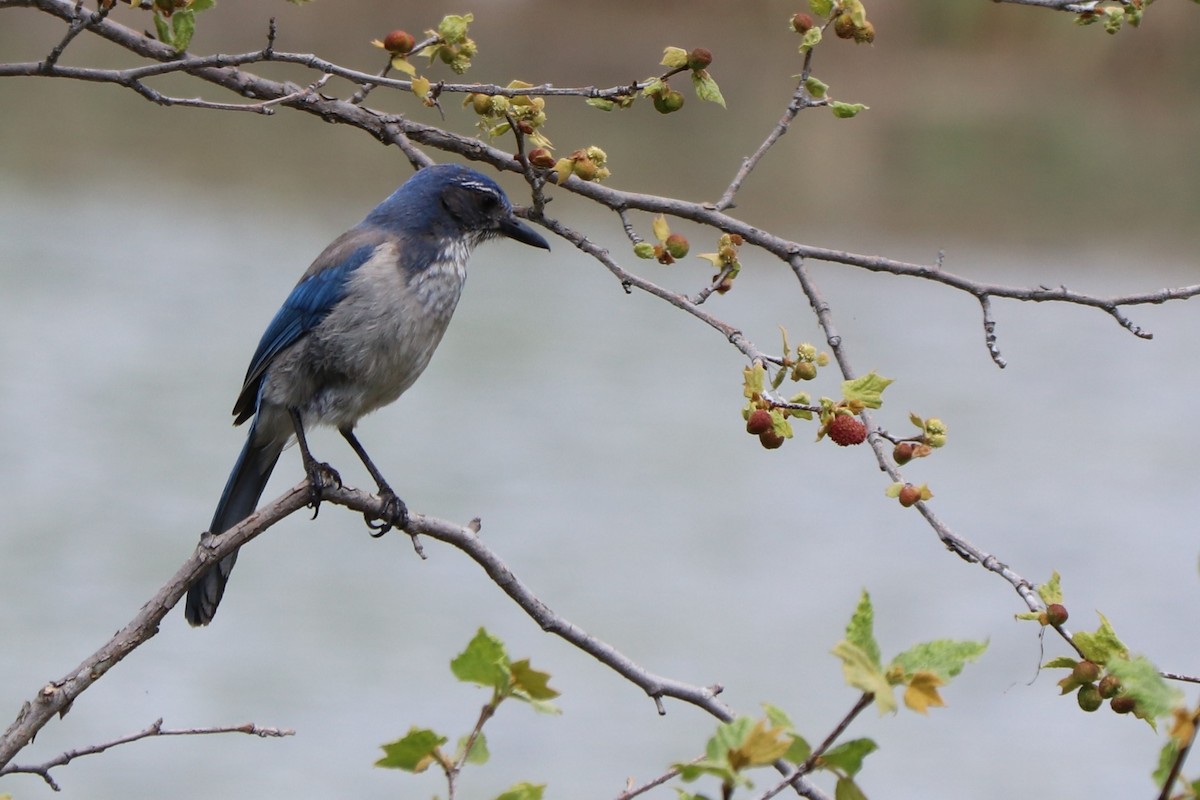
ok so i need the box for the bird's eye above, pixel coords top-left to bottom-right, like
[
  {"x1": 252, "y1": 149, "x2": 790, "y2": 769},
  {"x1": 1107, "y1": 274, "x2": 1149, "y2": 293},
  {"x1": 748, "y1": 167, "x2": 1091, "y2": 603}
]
[{"x1": 476, "y1": 191, "x2": 500, "y2": 212}]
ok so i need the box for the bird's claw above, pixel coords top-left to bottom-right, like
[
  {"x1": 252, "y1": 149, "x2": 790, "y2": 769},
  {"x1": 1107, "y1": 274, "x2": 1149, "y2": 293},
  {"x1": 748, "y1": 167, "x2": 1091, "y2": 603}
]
[
  {"x1": 366, "y1": 489, "x2": 408, "y2": 537},
  {"x1": 305, "y1": 461, "x2": 342, "y2": 519}
]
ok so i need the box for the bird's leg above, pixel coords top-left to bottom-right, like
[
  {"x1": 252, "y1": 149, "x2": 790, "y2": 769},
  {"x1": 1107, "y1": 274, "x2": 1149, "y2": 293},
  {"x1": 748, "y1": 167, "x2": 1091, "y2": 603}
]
[
  {"x1": 339, "y1": 426, "x2": 409, "y2": 537},
  {"x1": 289, "y1": 408, "x2": 341, "y2": 518}
]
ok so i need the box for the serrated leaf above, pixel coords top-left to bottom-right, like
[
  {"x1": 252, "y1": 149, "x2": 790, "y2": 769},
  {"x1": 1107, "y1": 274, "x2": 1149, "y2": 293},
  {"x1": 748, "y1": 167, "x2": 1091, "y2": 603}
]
[
  {"x1": 831, "y1": 641, "x2": 894, "y2": 714},
  {"x1": 676, "y1": 760, "x2": 740, "y2": 786},
  {"x1": 652, "y1": 215, "x2": 671, "y2": 243},
  {"x1": 835, "y1": 776, "x2": 869, "y2": 800},
  {"x1": 510, "y1": 658, "x2": 560, "y2": 702},
  {"x1": 903, "y1": 671, "x2": 946, "y2": 714},
  {"x1": 1037, "y1": 571, "x2": 1064, "y2": 605},
  {"x1": 495, "y1": 782, "x2": 545, "y2": 800},
  {"x1": 661, "y1": 46, "x2": 690, "y2": 69},
  {"x1": 1073, "y1": 613, "x2": 1128, "y2": 666},
  {"x1": 1107, "y1": 656, "x2": 1183, "y2": 725},
  {"x1": 841, "y1": 372, "x2": 892, "y2": 409},
  {"x1": 451, "y1": 628, "x2": 510, "y2": 690},
  {"x1": 890, "y1": 639, "x2": 988, "y2": 680},
  {"x1": 830, "y1": 101, "x2": 868, "y2": 119},
  {"x1": 171, "y1": 9, "x2": 196, "y2": 51},
  {"x1": 437, "y1": 13, "x2": 473, "y2": 44},
  {"x1": 376, "y1": 727, "x2": 447, "y2": 771},
  {"x1": 691, "y1": 71, "x2": 726, "y2": 107},
  {"x1": 762, "y1": 703, "x2": 794, "y2": 730},
  {"x1": 799, "y1": 27, "x2": 822, "y2": 53},
  {"x1": 845, "y1": 590, "x2": 881, "y2": 668},
  {"x1": 821, "y1": 738, "x2": 877, "y2": 778},
  {"x1": 411, "y1": 75, "x2": 431, "y2": 98},
  {"x1": 808, "y1": 0, "x2": 834, "y2": 16},
  {"x1": 744, "y1": 361, "x2": 767, "y2": 399},
  {"x1": 804, "y1": 76, "x2": 828, "y2": 99},
  {"x1": 1043, "y1": 656, "x2": 1079, "y2": 669},
  {"x1": 729, "y1": 720, "x2": 792, "y2": 769},
  {"x1": 391, "y1": 56, "x2": 417, "y2": 76},
  {"x1": 1153, "y1": 738, "x2": 1180, "y2": 787},
  {"x1": 455, "y1": 732, "x2": 489, "y2": 765}
]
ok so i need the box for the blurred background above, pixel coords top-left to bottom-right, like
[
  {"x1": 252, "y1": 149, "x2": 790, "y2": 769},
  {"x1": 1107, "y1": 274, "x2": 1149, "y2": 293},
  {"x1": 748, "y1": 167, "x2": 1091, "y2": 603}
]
[{"x1": 2, "y1": 2, "x2": 1199, "y2": 799}]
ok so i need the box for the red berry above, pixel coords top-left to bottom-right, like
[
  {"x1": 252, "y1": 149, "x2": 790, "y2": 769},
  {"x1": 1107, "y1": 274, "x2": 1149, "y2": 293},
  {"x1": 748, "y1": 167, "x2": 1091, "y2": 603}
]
[
  {"x1": 828, "y1": 414, "x2": 867, "y2": 446},
  {"x1": 527, "y1": 148, "x2": 556, "y2": 169},
  {"x1": 759, "y1": 430, "x2": 785, "y2": 450},
  {"x1": 791, "y1": 13, "x2": 814, "y2": 33},
  {"x1": 746, "y1": 409, "x2": 773, "y2": 436},
  {"x1": 1044, "y1": 603, "x2": 1068, "y2": 626},
  {"x1": 898, "y1": 484, "x2": 921, "y2": 507},
  {"x1": 893, "y1": 442, "x2": 914, "y2": 464},
  {"x1": 1110, "y1": 695, "x2": 1136, "y2": 715},
  {"x1": 687, "y1": 47, "x2": 713, "y2": 70},
  {"x1": 383, "y1": 29, "x2": 415, "y2": 54},
  {"x1": 1072, "y1": 660, "x2": 1101, "y2": 684},
  {"x1": 1097, "y1": 674, "x2": 1121, "y2": 699}
]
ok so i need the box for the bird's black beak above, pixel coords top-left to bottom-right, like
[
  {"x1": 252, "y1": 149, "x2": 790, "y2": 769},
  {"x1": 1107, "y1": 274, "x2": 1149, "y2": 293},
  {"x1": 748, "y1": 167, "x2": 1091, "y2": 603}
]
[{"x1": 499, "y1": 215, "x2": 551, "y2": 250}]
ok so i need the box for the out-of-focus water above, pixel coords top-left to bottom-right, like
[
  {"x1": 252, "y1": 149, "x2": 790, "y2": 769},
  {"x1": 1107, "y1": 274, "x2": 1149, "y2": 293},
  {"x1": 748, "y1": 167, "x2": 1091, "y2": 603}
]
[{"x1": 2, "y1": 174, "x2": 1198, "y2": 800}]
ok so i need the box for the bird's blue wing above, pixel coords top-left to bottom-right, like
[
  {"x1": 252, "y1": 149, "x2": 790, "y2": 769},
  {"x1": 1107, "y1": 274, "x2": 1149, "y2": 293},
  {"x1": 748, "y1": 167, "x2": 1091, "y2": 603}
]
[{"x1": 231, "y1": 242, "x2": 378, "y2": 423}]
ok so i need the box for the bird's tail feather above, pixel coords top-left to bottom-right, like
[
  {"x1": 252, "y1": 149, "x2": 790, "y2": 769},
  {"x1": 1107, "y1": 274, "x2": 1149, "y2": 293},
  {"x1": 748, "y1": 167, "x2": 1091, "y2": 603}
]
[{"x1": 185, "y1": 424, "x2": 283, "y2": 626}]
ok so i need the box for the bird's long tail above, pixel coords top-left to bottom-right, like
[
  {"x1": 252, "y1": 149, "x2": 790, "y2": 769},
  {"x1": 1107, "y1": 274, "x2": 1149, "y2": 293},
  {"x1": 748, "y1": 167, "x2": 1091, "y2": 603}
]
[{"x1": 185, "y1": 422, "x2": 283, "y2": 626}]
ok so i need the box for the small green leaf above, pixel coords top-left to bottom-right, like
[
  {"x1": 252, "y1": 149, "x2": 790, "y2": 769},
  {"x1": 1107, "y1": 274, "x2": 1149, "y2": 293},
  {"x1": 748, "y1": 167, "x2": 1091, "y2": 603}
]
[
  {"x1": 761, "y1": 703, "x2": 794, "y2": 729},
  {"x1": 456, "y1": 732, "x2": 490, "y2": 765},
  {"x1": 830, "y1": 101, "x2": 868, "y2": 119},
  {"x1": 784, "y1": 733, "x2": 812, "y2": 764},
  {"x1": 832, "y1": 641, "x2": 894, "y2": 714},
  {"x1": 804, "y1": 76, "x2": 828, "y2": 99},
  {"x1": 1153, "y1": 738, "x2": 1180, "y2": 787},
  {"x1": 1043, "y1": 656, "x2": 1079, "y2": 670},
  {"x1": 171, "y1": 9, "x2": 196, "y2": 52},
  {"x1": 586, "y1": 97, "x2": 615, "y2": 111},
  {"x1": 890, "y1": 639, "x2": 988, "y2": 681},
  {"x1": 835, "y1": 776, "x2": 869, "y2": 800},
  {"x1": 841, "y1": 372, "x2": 892, "y2": 409},
  {"x1": 845, "y1": 590, "x2": 881, "y2": 668},
  {"x1": 437, "y1": 13, "x2": 473, "y2": 44},
  {"x1": 451, "y1": 628, "x2": 510, "y2": 691},
  {"x1": 189, "y1": 0, "x2": 215, "y2": 11},
  {"x1": 376, "y1": 727, "x2": 447, "y2": 771},
  {"x1": 494, "y1": 782, "x2": 545, "y2": 800},
  {"x1": 1073, "y1": 613, "x2": 1128, "y2": 666},
  {"x1": 1037, "y1": 571, "x2": 1064, "y2": 605},
  {"x1": 691, "y1": 71, "x2": 726, "y2": 107},
  {"x1": 661, "y1": 46, "x2": 690, "y2": 69},
  {"x1": 510, "y1": 658, "x2": 560, "y2": 703},
  {"x1": 808, "y1": 0, "x2": 834, "y2": 16},
  {"x1": 799, "y1": 27, "x2": 822, "y2": 53},
  {"x1": 641, "y1": 78, "x2": 665, "y2": 98},
  {"x1": 821, "y1": 738, "x2": 877, "y2": 778},
  {"x1": 152, "y1": 11, "x2": 170, "y2": 45}
]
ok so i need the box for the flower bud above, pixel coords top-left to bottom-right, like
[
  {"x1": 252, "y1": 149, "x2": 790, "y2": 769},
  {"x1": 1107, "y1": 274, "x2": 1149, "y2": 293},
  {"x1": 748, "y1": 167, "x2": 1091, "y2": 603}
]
[
  {"x1": 383, "y1": 29, "x2": 416, "y2": 54},
  {"x1": 527, "y1": 148, "x2": 556, "y2": 169},
  {"x1": 664, "y1": 233, "x2": 690, "y2": 259},
  {"x1": 791, "y1": 13, "x2": 814, "y2": 33},
  {"x1": 688, "y1": 48, "x2": 713, "y2": 70}
]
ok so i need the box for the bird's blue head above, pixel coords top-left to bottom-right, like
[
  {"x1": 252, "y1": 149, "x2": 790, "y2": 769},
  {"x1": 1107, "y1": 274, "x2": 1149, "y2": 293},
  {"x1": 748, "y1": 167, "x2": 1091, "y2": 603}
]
[{"x1": 364, "y1": 163, "x2": 550, "y2": 251}]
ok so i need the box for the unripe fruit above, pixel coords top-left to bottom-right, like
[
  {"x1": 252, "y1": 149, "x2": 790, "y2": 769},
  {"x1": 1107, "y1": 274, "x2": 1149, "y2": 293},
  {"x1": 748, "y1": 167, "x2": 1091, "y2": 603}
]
[
  {"x1": 793, "y1": 361, "x2": 817, "y2": 381},
  {"x1": 688, "y1": 48, "x2": 713, "y2": 70},
  {"x1": 383, "y1": 29, "x2": 416, "y2": 54},
  {"x1": 1044, "y1": 603, "x2": 1068, "y2": 626},
  {"x1": 653, "y1": 89, "x2": 685, "y2": 114},
  {"x1": 759, "y1": 430, "x2": 785, "y2": 450},
  {"x1": 664, "y1": 233, "x2": 690, "y2": 259},
  {"x1": 893, "y1": 442, "x2": 915, "y2": 464},
  {"x1": 833, "y1": 13, "x2": 856, "y2": 39},
  {"x1": 746, "y1": 409, "x2": 773, "y2": 436},
  {"x1": 791, "y1": 13, "x2": 814, "y2": 33},
  {"x1": 572, "y1": 158, "x2": 599, "y2": 181},
  {"x1": 898, "y1": 483, "x2": 921, "y2": 507},
  {"x1": 1072, "y1": 660, "x2": 1101, "y2": 684},
  {"x1": 853, "y1": 20, "x2": 876, "y2": 43},
  {"x1": 1110, "y1": 695, "x2": 1136, "y2": 715},
  {"x1": 1097, "y1": 674, "x2": 1121, "y2": 699},
  {"x1": 1077, "y1": 684, "x2": 1103, "y2": 713},
  {"x1": 828, "y1": 414, "x2": 867, "y2": 447},
  {"x1": 527, "y1": 148, "x2": 556, "y2": 169}
]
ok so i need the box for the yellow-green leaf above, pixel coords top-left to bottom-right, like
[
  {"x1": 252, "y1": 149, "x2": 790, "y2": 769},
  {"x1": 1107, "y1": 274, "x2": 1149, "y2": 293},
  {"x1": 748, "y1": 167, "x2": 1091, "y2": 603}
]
[
  {"x1": 375, "y1": 727, "x2": 446, "y2": 772},
  {"x1": 841, "y1": 371, "x2": 892, "y2": 409},
  {"x1": 1037, "y1": 571, "x2": 1064, "y2": 605},
  {"x1": 832, "y1": 641, "x2": 895, "y2": 713},
  {"x1": 661, "y1": 46, "x2": 689, "y2": 69},
  {"x1": 391, "y1": 56, "x2": 417, "y2": 76},
  {"x1": 691, "y1": 71, "x2": 726, "y2": 107},
  {"x1": 651, "y1": 215, "x2": 671, "y2": 243}
]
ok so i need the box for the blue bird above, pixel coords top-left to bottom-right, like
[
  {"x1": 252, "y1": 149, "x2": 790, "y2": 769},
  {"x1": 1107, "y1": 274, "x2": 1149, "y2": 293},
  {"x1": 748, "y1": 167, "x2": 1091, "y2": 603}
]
[{"x1": 185, "y1": 163, "x2": 550, "y2": 626}]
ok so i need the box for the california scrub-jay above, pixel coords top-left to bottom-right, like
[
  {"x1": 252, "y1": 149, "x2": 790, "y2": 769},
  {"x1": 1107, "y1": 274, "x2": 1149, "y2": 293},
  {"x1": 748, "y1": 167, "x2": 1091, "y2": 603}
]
[{"x1": 185, "y1": 163, "x2": 550, "y2": 626}]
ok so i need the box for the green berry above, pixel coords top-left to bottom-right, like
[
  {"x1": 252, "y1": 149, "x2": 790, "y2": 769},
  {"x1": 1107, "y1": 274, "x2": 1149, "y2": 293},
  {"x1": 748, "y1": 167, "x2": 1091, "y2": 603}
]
[{"x1": 1077, "y1": 684, "x2": 1102, "y2": 712}]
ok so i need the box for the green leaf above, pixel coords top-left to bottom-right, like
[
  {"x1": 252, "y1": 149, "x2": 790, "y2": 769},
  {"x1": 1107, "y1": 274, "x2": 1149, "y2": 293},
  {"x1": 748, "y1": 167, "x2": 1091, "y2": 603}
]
[
  {"x1": 641, "y1": 78, "x2": 665, "y2": 98},
  {"x1": 1042, "y1": 656, "x2": 1079, "y2": 669},
  {"x1": 1106, "y1": 656, "x2": 1183, "y2": 726},
  {"x1": 510, "y1": 658, "x2": 561, "y2": 704},
  {"x1": 784, "y1": 733, "x2": 812, "y2": 764},
  {"x1": 691, "y1": 71, "x2": 726, "y2": 107},
  {"x1": 841, "y1": 372, "x2": 892, "y2": 409},
  {"x1": 762, "y1": 702, "x2": 794, "y2": 729},
  {"x1": 1153, "y1": 738, "x2": 1180, "y2": 787},
  {"x1": 451, "y1": 628, "x2": 510, "y2": 691},
  {"x1": 830, "y1": 101, "x2": 868, "y2": 119},
  {"x1": 799, "y1": 27, "x2": 822, "y2": 53},
  {"x1": 437, "y1": 13, "x2": 473, "y2": 44},
  {"x1": 586, "y1": 98, "x2": 615, "y2": 111},
  {"x1": 804, "y1": 76, "x2": 828, "y2": 99},
  {"x1": 1073, "y1": 613, "x2": 1128, "y2": 666},
  {"x1": 831, "y1": 641, "x2": 894, "y2": 714},
  {"x1": 152, "y1": 11, "x2": 170, "y2": 45},
  {"x1": 845, "y1": 590, "x2": 881, "y2": 668},
  {"x1": 455, "y1": 732, "x2": 490, "y2": 765},
  {"x1": 889, "y1": 639, "x2": 988, "y2": 680},
  {"x1": 171, "y1": 9, "x2": 196, "y2": 52},
  {"x1": 376, "y1": 727, "x2": 446, "y2": 771},
  {"x1": 494, "y1": 782, "x2": 545, "y2": 800},
  {"x1": 189, "y1": 0, "x2": 215, "y2": 11},
  {"x1": 835, "y1": 776, "x2": 869, "y2": 800},
  {"x1": 661, "y1": 46, "x2": 690, "y2": 69},
  {"x1": 821, "y1": 738, "x2": 877, "y2": 778},
  {"x1": 1037, "y1": 571, "x2": 1064, "y2": 605},
  {"x1": 808, "y1": 0, "x2": 834, "y2": 16}
]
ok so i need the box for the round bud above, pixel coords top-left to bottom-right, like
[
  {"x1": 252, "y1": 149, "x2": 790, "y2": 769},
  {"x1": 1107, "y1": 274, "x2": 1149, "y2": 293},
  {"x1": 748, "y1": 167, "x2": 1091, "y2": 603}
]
[
  {"x1": 828, "y1": 414, "x2": 867, "y2": 447},
  {"x1": 852, "y1": 20, "x2": 876, "y2": 44},
  {"x1": 1077, "y1": 684, "x2": 1103, "y2": 713},
  {"x1": 653, "y1": 89, "x2": 685, "y2": 114},
  {"x1": 1044, "y1": 603, "x2": 1068, "y2": 626},
  {"x1": 759, "y1": 430, "x2": 785, "y2": 450},
  {"x1": 572, "y1": 158, "x2": 599, "y2": 181},
  {"x1": 688, "y1": 48, "x2": 713, "y2": 71},
  {"x1": 1097, "y1": 674, "x2": 1122, "y2": 699},
  {"x1": 383, "y1": 29, "x2": 416, "y2": 54},
  {"x1": 527, "y1": 148, "x2": 556, "y2": 169},
  {"x1": 633, "y1": 242, "x2": 657, "y2": 259},
  {"x1": 792, "y1": 13, "x2": 815, "y2": 33},
  {"x1": 833, "y1": 13, "x2": 856, "y2": 39},
  {"x1": 898, "y1": 483, "x2": 921, "y2": 507},
  {"x1": 438, "y1": 44, "x2": 457, "y2": 64},
  {"x1": 746, "y1": 409, "x2": 773, "y2": 436},
  {"x1": 793, "y1": 361, "x2": 818, "y2": 381},
  {"x1": 470, "y1": 93, "x2": 493, "y2": 115},
  {"x1": 1110, "y1": 695, "x2": 1136, "y2": 715},
  {"x1": 893, "y1": 442, "x2": 915, "y2": 464},
  {"x1": 1072, "y1": 660, "x2": 1101, "y2": 685},
  {"x1": 664, "y1": 233, "x2": 690, "y2": 259}
]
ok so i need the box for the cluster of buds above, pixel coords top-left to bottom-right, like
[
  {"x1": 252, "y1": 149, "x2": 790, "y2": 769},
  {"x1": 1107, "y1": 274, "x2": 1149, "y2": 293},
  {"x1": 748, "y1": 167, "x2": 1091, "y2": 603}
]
[
  {"x1": 424, "y1": 13, "x2": 476, "y2": 74},
  {"x1": 890, "y1": 414, "x2": 946, "y2": 465},
  {"x1": 695, "y1": 233, "x2": 744, "y2": 293},
  {"x1": 467, "y1": 81, "x2": 552, "y2": 151},
  {"x1": 829, "y1": 0, "x2": 875, "y2": 43},
  {"x1": 634, "y1": 215, "x2": 689, "y2": 264},
  {"x1": 1059, "y1": 659, "x2": 1133, "y2": 715},
  {"x1": 553, "y1": 147, "x2": 610, "y2": 184}
]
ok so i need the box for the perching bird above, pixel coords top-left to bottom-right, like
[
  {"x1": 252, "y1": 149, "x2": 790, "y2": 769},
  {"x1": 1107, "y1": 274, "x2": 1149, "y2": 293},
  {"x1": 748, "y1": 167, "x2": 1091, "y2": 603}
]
[{"x1": 185, "y1": 163, "x2": 550, "y2": 626}]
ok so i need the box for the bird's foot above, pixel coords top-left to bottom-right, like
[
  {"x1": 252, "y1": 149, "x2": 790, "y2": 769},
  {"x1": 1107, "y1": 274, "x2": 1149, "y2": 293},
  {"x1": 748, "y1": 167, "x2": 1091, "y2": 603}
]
[
  {"x1": 305, "y1": 461, "x2": 342, "y2": 519},
  {"x1": 365, "y1": 488, "x2": 408, "y2": 538}
]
